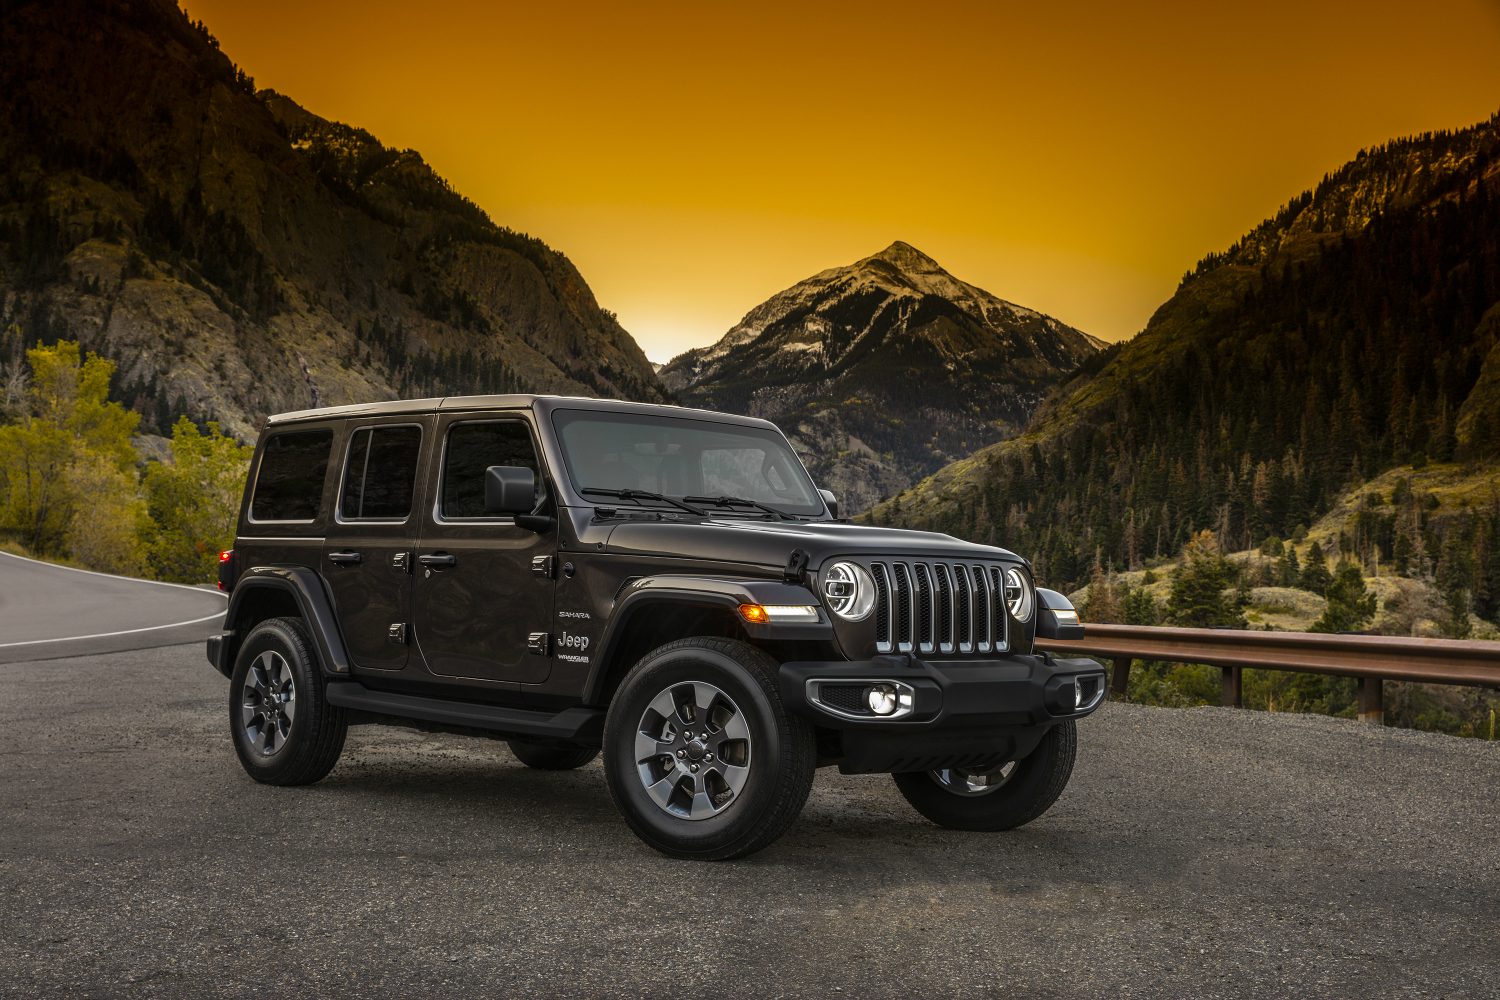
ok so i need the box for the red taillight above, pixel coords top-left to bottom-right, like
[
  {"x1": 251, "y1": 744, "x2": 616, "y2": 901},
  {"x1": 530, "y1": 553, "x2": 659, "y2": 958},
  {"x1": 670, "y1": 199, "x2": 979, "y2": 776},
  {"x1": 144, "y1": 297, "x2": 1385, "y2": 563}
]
[
  {"x1": 218, "y1": 550, "x2": 235, "y2": 592},
  {"x1": 219, "y1": 550, "x2": 233, "y2": 562}
]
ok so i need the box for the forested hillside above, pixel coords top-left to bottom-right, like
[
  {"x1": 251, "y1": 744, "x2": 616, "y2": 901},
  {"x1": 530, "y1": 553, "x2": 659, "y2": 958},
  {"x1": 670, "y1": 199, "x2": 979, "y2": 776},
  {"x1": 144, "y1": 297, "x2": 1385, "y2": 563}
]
[
  {"x1": 0, "y1": 0, "x2": 668, "y2": 447},
  {"x1": 861, "y1": 114, "x2": 1500, "y2": 618}
]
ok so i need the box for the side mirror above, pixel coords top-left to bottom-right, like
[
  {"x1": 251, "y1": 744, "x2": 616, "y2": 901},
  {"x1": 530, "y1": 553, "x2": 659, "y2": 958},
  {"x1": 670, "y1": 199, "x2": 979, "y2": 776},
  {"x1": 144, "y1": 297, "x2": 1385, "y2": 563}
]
[
  {"x1": 818, "y1": 488, "x2": 840, "y2": 519},
  {"x1": 484, "y1": 466, "x2": 536, "y2": 515},
  {"x1": 1035, "y1": 587, "x2": 1086, "y2": 640}
]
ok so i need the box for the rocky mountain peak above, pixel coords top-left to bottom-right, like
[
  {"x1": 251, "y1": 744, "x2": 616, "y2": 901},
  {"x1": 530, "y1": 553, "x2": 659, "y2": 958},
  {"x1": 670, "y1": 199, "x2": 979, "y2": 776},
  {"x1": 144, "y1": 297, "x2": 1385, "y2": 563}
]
[{"x1": 660, "y1": 244, "x2": 1104, "y2": 513}]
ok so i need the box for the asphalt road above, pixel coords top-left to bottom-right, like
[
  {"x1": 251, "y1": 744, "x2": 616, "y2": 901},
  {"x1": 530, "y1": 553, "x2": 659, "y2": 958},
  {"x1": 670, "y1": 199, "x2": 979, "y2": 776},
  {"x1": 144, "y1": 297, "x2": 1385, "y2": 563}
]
[
  {"x1": 1, "y1": 560, "x2": 1497, "y2": 998},
  {"x1": 0, "y1": 552, "x2": 226, "y2": 663}
]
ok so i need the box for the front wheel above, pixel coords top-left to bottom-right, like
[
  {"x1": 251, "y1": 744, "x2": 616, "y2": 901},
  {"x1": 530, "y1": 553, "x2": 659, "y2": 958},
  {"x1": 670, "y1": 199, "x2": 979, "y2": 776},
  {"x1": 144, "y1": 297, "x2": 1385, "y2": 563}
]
[
  {"x1": 892, "y1": 720, "x2": 1077, "y2": 831},
  {"x1": 602, "y1": 637, "x2": 816, "y2": 860}
]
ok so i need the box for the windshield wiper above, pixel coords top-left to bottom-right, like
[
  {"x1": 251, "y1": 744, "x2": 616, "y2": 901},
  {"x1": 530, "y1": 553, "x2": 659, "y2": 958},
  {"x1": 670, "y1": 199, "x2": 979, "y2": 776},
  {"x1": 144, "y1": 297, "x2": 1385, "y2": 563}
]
[
  {"x1": 683, "y1": 494, "x2": 794, "y2": 521},
  {"x1": 579, "y1": 488, "x2": 707, "y2": 517}
]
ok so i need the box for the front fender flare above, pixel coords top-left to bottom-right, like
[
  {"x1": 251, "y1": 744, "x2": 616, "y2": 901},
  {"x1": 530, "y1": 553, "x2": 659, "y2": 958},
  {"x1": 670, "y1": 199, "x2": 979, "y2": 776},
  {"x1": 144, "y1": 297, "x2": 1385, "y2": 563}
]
[
  {"x1": 581, "y1": 575, "x2": 833, "y2": 705},
  {"x1": 214, "y1": 565, "x2": 352, "y2": 679}
]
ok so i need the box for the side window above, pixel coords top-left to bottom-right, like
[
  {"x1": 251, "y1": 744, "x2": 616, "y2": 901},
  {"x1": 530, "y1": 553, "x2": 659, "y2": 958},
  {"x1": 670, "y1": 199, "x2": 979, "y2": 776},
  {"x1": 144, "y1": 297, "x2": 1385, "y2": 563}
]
[
  {"x1": 251, "y1": 429, "x2": 333, "y2": 521},
  {"x1": 442, "y1": 421, "x2": 541, "y2": 519},
  {"x1": 340, "y1": 425, "x2": 423, "y2": 520}
]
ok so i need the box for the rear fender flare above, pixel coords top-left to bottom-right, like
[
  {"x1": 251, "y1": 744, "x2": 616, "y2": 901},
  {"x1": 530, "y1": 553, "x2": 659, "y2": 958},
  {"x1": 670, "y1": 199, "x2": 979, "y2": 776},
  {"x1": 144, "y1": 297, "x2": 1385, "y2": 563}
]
[{"x1": 217, "y1": 566, "x2": 351, "y2": 679}]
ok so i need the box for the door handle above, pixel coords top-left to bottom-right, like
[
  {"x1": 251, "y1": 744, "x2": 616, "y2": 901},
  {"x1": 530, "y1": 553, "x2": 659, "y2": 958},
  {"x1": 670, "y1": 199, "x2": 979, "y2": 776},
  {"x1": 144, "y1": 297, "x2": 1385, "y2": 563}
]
[
  {"x1": 328, "y1": 551, "x2": 363, "y2": 565},
  {"x1": 418, "y1": 553, "x2": 457, "y2": 568}
]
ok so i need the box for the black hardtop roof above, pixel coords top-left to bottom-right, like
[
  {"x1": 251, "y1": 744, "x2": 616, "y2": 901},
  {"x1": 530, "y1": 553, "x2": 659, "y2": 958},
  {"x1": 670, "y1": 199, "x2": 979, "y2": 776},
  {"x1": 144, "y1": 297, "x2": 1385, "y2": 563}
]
[{"x1": 263, "y1": 393, "x2": 782, "y2": 433}]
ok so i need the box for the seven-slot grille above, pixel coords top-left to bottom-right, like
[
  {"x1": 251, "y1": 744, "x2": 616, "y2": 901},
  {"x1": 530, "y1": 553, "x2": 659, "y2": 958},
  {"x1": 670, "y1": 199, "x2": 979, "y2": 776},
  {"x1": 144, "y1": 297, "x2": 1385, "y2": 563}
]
[{"x1": 870, "y1": 561, "x2": 1009, "y2": 655}]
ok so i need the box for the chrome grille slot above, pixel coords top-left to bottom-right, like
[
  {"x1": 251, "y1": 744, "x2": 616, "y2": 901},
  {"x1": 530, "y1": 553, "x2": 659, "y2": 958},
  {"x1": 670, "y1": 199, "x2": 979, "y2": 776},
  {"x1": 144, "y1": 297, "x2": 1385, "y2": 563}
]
[
  {"x1": 991, "y1": 566, "x2": 1008, "y2": 652},
  {"x1": 953, "y1": 564, "x2": 973, "y2": 652},
  {"x1": 914, "y1": 564, "x2": 934, "y2": 653},
  {"x1": 872, "y1": 563, "x2": 892, "y2": 653},
  {"x1": 893, "y1": 563, "x2": 913, "y2": 652},
  {"x1": 935, "y1": 564, "x2": 954, "y2": 653},
  {"x1": 971, "y1": 564, "x2": 989, "y2": 652}
]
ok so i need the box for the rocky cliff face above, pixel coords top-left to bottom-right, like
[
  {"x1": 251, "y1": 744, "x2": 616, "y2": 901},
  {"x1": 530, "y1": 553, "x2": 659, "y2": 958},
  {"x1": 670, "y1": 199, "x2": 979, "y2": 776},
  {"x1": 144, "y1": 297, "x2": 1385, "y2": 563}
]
[
  {"x1": 660, "y1": 241, "x2": 1103, "y2": 512},
  {"x1": 0, "y1": 0, "x2": 668, "y2": 445}
]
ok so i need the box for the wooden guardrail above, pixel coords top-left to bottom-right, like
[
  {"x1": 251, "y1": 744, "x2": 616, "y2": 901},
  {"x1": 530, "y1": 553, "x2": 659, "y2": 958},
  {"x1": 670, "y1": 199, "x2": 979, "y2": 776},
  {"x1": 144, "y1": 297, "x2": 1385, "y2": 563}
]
[{"x1": 1034, "y1": 624, "x2": 1500, "y2": 724}]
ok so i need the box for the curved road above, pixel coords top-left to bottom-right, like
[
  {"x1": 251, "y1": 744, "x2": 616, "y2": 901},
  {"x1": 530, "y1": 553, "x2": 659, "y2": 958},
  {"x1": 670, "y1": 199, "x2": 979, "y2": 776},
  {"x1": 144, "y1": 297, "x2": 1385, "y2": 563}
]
[
  {"x1": 0, "y1": 553, "x2": 1496, "y2": 997},
  {"x1": 0, "y1": 551, "x2": 225, "y2": 663}
]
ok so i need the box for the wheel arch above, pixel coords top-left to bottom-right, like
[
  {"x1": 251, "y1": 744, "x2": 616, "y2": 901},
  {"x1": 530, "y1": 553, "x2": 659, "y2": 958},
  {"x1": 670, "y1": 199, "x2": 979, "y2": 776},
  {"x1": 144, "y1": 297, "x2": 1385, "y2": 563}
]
[
  {"x1": 216, "y1": 566, "x2": 351, "y2": 680},
  {"x1": 581, "y1": 577, "x2": 839, "y2": 708}
]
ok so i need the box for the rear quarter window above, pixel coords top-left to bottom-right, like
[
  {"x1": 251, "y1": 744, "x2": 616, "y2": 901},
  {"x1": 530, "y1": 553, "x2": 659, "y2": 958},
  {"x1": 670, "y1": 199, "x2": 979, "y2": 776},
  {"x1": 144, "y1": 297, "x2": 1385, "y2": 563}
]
[{"x1": 252, "y1": 428, "x2": 334, "y2": 522}]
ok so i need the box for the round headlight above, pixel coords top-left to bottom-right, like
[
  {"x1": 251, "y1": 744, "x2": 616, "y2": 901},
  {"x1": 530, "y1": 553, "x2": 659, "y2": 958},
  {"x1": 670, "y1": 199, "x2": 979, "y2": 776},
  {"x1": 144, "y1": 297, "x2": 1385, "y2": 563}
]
[
  {"x1": 822, "y1": 561, "x2": 876, "y2": 621},
  {"x1": 1004, "y1": 566, "x2": 1034, "y2": 622}
]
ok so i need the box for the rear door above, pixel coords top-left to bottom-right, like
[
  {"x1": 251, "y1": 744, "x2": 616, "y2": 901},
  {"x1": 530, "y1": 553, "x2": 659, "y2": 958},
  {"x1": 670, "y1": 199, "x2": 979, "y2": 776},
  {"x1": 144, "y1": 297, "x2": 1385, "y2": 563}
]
[
  {"x1": 412, "y1": 413, "x2": 556, "y2": 684},
  {"x1": 320, "y1": 416, "x2": 431, "y2": 671}
]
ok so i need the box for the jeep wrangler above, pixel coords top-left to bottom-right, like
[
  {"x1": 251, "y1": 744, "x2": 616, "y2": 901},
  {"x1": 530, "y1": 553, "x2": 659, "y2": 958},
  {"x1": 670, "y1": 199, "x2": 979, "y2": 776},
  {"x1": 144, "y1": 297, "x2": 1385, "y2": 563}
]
[{"x1": 208, "y1": 394, "x2": 1103, "y2": 860}]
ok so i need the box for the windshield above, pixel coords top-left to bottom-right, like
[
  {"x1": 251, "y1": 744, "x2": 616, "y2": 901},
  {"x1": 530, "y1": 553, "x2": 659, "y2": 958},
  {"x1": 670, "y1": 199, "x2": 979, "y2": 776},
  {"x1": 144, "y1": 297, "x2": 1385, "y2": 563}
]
[{"x1": 551, "y1": 409, "x2": 825, "y2": 516}]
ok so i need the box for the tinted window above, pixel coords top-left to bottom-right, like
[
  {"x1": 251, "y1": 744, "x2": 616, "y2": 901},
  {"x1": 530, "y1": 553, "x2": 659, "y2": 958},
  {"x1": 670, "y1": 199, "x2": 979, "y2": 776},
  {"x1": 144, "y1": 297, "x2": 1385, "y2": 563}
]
[
  {"x1": 340, "y1": 425, "x2": 423, "y2": 520},
  {"x1": 551, "y1": 410, "x2": 822, "y2": 515},
  {"x1": 252, "y1": 429, "x2": 333, "y2": 521},
  {"x1": 442, "y1": 421, "x2": 540, "y2": 519}
]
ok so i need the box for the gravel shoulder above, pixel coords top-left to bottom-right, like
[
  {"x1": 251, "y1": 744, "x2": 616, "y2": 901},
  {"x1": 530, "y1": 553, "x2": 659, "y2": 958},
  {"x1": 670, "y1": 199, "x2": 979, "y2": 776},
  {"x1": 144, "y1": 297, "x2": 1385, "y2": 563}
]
[{"x1": 1, "y1": 642, "x2": 1497, "y2": 999}]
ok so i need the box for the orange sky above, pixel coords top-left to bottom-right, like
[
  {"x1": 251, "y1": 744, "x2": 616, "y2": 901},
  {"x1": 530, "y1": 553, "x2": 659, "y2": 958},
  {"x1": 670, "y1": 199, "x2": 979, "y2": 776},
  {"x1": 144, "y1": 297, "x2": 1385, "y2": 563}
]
[{"x1": 188, "y1": 0, "x2": 1500, "y2": 361}]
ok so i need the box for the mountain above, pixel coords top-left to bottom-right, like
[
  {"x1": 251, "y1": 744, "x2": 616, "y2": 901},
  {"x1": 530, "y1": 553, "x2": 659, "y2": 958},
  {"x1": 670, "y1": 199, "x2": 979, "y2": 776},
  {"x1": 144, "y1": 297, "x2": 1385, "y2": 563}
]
[
  {"x1": 660, "y1": 241, "x2": 1104, "y2": 512},
  {"x1": 0, "y1": 0, "x2": 668, "y2": 444},
  {"x1": 859, "y1": 113, "x2": 1500, "y2": 615}
]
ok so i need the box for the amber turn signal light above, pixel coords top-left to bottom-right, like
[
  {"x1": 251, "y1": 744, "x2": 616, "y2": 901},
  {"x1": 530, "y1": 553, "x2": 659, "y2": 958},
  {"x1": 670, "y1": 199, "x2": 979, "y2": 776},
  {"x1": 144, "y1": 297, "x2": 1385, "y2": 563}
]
[{"x1": 738, "y1": 603, "x2": 770, "y2": 623}]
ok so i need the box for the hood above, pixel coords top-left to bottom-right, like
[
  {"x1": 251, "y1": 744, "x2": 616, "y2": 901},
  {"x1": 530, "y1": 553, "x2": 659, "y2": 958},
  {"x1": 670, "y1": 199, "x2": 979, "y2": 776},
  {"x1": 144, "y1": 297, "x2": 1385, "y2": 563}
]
[{"x1": 596, "y1": 514, "x2": 1018, "y2": 571}]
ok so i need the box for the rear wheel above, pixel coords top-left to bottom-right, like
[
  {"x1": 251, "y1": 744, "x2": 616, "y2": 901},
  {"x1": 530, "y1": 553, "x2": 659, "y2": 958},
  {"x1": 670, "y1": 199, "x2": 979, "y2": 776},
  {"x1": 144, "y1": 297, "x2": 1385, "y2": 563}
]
[
  {"x1": 602, "y1": 637, "x2": 816, "y2": 860},
  {"x1": 229, "y1": 617, "x2": 348, "y2": 786},
  {"x1": 892, "y1": 720, "x2": 1076, "y2": 831},
  {"x1": 507, "y1": 741, "x2": 599, "y2": 770}
]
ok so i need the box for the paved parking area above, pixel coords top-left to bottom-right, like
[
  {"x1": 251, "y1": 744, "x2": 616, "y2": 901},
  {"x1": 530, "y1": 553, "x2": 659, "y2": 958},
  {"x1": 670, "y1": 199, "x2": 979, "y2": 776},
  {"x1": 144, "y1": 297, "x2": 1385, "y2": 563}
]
[{"x1": 3, "y1": 641, "x2": 1498, "y2": 997}]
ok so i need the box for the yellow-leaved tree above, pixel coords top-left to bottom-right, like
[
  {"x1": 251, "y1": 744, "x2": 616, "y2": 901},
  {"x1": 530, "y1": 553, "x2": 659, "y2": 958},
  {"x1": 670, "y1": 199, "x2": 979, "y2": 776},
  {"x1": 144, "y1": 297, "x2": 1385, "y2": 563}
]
[
  {"x1": 0, "y1": 341, "x2": 147, "y2": 573},
  {"x1": 144, "y1": 416, "x2": 254, "y2": 583}
]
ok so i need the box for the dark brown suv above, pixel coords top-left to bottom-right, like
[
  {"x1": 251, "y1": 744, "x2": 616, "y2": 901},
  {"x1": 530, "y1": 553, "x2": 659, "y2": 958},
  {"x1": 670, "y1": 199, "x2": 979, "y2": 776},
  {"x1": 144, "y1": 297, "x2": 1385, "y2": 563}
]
[{"x1": 209, "y1": 394, "x2": 1102, "y2": 859}]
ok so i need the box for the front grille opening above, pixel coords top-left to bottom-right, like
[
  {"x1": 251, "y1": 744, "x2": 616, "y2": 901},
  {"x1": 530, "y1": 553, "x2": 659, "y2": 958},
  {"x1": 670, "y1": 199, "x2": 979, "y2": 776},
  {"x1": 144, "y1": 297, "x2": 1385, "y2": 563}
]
[
  {"x1": 936, "y1": 565, "x2": 952, "y2": 649},
  {"x1": 955, "y1": 564, "x2": 972, "y2": 649},
  {"x1": 991, "y1": 566, "x2": 1006, "y2": 651},
  {"x1": 819, "y1": 684, "x2": 872, "y2": 715},
  {"x1": 894, "y1": 564, "x2": 912, "y2": 648},
  {"x1": 872, "y1": 563, "x2": 891, "y2": 650},
  {"x1": 914, "y1": 564, "x2": 933, "y2": 649},
  {"x1": 973, "y1": 564, "x2": 990, "y2": 649}
]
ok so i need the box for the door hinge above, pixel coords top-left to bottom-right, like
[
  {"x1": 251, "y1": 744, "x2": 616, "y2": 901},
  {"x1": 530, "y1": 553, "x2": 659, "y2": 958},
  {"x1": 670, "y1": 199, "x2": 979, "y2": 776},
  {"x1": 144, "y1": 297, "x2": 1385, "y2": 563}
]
[
  {"x1": 388, "y1": 623, "x2": 408, "y2": 645},
  {"x1": 392, "y1": 552, "x2": 410, "y2": 574},
  {"x1": 527, "y1": 631, "x2": 550, "y2": 656},
  {"x1": 531, "y1": 555, "x2": 554, "y2": 578}
]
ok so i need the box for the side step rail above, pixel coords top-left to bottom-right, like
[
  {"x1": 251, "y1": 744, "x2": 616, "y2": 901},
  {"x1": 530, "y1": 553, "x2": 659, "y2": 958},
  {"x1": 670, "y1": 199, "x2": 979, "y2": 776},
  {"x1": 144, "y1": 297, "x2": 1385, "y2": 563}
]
[{"x1": 325, "y1": 681, "x2": 605, "y2": 744}]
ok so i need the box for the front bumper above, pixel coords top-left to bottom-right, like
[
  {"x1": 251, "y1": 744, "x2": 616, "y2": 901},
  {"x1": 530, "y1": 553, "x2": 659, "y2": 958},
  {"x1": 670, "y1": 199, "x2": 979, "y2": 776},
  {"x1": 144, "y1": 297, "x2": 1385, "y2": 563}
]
[{"x1": 779, "y1": 653, "x2": 1106, "y2": 774}]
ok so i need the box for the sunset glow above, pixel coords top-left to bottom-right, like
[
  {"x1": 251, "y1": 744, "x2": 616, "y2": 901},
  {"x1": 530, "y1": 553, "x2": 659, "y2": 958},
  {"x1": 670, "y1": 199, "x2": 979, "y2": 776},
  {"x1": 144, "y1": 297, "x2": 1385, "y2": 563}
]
[{"x1": 187, "y1": 0, "x2": 1500, "y2": 359}]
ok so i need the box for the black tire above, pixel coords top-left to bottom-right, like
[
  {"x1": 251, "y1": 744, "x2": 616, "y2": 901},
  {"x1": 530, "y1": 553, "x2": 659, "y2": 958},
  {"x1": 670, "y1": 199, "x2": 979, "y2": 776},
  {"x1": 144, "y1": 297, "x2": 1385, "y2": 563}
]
[
  {"x1": 602, "y1": 637, "x2": 816, "y2": 861},
  {"x1": 507, "y1": 741, "x2": 599, "y2": 770},
  {"x1": 892, "y1": 720, "x2": 1077, "y2": 832},
  {"x1": 229, "y1": 617, "x2": 349, "y2": 787}
]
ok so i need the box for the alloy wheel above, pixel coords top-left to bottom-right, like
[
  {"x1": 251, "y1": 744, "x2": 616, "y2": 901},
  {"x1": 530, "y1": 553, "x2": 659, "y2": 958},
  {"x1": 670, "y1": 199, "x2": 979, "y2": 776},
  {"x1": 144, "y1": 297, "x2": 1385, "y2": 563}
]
[
  {"x1": 240, "y1": 650, "x2": 297, "y2": 756},
  {"x1": 928, "y1": 760, "x2": 1017, "y2": 797},
  {"x1": 633, "y1": 681, "x2": 752, "y2": 820}
]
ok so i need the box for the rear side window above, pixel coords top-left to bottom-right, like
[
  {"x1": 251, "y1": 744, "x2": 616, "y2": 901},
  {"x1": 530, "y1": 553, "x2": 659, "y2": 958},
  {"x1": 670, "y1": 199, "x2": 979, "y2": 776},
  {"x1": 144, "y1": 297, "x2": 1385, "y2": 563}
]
[
  {"x1": 442, "y1": 421, "x2": 540, "y2": 518},
  {"x1": 340, "y1": 425, "x2": 423, "y2": 520},
  {"x1": 252, "y1": 429, "x2": 333, "y2": 521}
]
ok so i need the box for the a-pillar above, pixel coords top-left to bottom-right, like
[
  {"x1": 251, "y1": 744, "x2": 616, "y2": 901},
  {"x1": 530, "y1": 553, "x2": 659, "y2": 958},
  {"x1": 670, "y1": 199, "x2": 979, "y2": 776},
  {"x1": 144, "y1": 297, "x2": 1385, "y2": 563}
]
[
  {"x1": 1220, "y1": 665, "x2": 1243, "y2": 708},
  {"x1": 1358, "y1": 676, "x2": 1384, "y2": 725}
]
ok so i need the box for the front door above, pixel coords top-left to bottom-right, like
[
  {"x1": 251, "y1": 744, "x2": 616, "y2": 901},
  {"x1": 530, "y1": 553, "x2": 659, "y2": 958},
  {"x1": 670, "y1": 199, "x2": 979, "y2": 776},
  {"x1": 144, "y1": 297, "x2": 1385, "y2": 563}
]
[
  {"x1": 321, "y1": 416, "x2": 430, "y2": 670},
  {"x1": 412, "y1": 413, "x2": 556, "y2": 684}
]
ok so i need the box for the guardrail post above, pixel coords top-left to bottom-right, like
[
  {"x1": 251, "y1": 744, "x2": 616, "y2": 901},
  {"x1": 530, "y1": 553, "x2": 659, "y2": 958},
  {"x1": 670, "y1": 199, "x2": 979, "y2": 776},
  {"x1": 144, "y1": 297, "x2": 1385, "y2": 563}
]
[
  {"x1": 1220, "y1": 666, "x2": 1243, "y2": 708},
  {"x1": 1111, "y1": 657, "x2": 1132, "y2": 699},
  {"x1": 1358, "y1": 676, "x2": 1384, "y2": 725}
]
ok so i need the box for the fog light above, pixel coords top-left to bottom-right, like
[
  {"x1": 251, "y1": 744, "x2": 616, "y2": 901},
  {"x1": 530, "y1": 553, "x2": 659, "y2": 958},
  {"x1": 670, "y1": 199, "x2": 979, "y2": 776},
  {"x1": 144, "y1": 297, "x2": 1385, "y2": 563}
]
[
  {"x1": 1074, "y1": 678, "x2": 1084, "y2": 709},
  {"x1": 868, "y1": 684, "x2": 898, "y2": 715}
]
